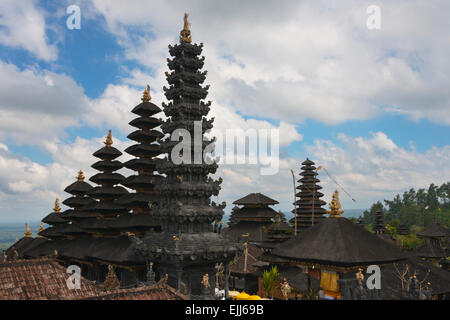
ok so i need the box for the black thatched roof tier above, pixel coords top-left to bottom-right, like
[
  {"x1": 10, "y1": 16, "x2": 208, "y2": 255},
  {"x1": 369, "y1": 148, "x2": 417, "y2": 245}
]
[
  {"x1": 116, "y1": 193, "x2": 156, "y2": 207},
  {"x1": 417, "y1": 223, "x2": 449, "y2": 239},
  {"x1": 302, "y1": 158, "x2": 315, "y2": 166},
  {"x1": 58, "y1": 237, "x2": 98, "y2": 261},
  {"x1": 60, "y1": 208, "x2": 96, "y2": 221},
  {"x1": 122, "y1": 158, "x2": 157, "y2": 171},
  {"x1": 127, "y1": 130, "x2": 164, "y2": 143},
  {"x1": 131, "y1": 101, "x2": 161, "y2": 117},
  {"x1": 21, "y1": 239, "x2": 69, "y2": 259},
  {"x1": 272, "y1": 217, "x2": 407, "y2": 267},
  {"x1": 4, "y1": 237, "x2": 34, "y2": 257},
  {"x1": 93, "y1": 146, "x2": 122, "y2": 160},
  {"x1": 267, "y1": 221, "x2": 292, "y2": 232},
  {"x1": 232, "y1": 206, "x2": 279, "y2": 220},
  {"x1": 88, "y1": 186, "x2": 129, "y2": 199},
  {"x1": 89, "y1": 172, "x2": 126, "y2": 185},
  {"x1": 63, "y1": 180, "x2": 93, "y2": 195},
  {"x1": 62, "y1": 196, "x2": 97, "y2": 209},
  {"x1": 38, "y1": 226, "x2": 65, "y2": 239},
  {"x1": 16, "y1": 238, "x2": 49, "y2": 258},
  {"x1": 91, "y1": 160, "x2": 123, "y2": 172},
  {"x1": 129, "y1": 117, "x2": 161, "y2": 130},
  {"x1": 233, "y1": 193, "x2": 279, "y2": 206},
  {"x1": 80, "y1": 214, "x2": 158, "y2": 232},
  {"x1": 124, "y1": 144, "x2": 161, "y2": 158},
  {"x1": 58, "y1": 224, "x2": 86, "y2": 236},
  {"x1": 414, "y1": 241, "x2": 446, "y2": 259},
  {"x1": 121, "y1": 174, "x2": 163, "y2": 189},
  {"x1": 90, "y1": 201, "x2": 128, "y2": 215},
  {"x1": 42, "y1": 212, "x2": 67, "y2": 225},
  {"x1": 87, "y1": 236, "x2": 144, "y2": 265}
]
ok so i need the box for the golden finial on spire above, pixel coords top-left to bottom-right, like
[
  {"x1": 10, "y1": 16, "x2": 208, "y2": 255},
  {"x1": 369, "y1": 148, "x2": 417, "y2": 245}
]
[
  {"x1": 77, "y1": 169, "x2": 85, "y2": 182},
  {"x1": 180, "y1": 13, "x2": 192, "y2": 43},
  {"x1": 104, "y1": 129, "x2": 113, "y2": 147},
  {"x1": 24, "y1": 223, "x2": 32, "y2": 237},
  {"x1": 141, "y1": 84, "x2": 151, "y2": 102},
  {"x1": 53, "y1": 198, "x2": 61, "y2": 213},
  {"x1": 38, "y1": 222, "x2": 44, "y2": 238},
  {"x1": 327, "y1": 190, "x2": 344, "y2": 218}
]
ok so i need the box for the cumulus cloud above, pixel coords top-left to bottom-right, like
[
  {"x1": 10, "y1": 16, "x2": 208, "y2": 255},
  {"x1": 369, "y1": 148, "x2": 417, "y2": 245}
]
[
  {"x1": 307, "y1": 131, "x2": 450, "y2": 208},
  {"x1": 89, "y1": 0, "x2": 450, "y2": 125},
  {"x1": 0, "y1": 134, "x2": 134, "y2": 223},
  {"x1": 0, "y1": 61, "x2": 88, "y2": 149},
  {"x1": 0, "y1": 0, "x2": 58, "y2": 61}
]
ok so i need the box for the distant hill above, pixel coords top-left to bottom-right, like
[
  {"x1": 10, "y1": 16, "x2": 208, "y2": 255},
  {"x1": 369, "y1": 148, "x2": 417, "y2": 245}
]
[{"x1": 0, "y1": 222, "x2": 41, "y2": 250}]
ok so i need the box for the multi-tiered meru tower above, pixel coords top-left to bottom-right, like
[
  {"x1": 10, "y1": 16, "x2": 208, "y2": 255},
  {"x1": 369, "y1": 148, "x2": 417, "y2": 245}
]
[
  {"x1": 135, "y1": 13, "x2": 238, "y2": 298},
  {"x1": 290, "y1": 158, "x2": 327, "y2": 232},
  {"x1": 118, "y1": 86, "x2": 164, "y2": 233}
]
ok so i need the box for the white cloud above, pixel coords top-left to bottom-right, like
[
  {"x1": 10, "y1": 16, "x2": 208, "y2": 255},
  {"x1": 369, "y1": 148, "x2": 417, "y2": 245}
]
[
  {"x1": 0, "y1": 61, "x2": 88, "y2": 148},
  {"x1": 0, "y1": 0, "x2": 58, "y2": 61},
  {"x1": 89, "y1": 0, "x2": 450, "y2": 125},
  {"x1": 0, "y1": 134, "x2": 134, "y2": 223},
  {"x1": 307, "y1": 131, "x2": 450, "y2": 208}
]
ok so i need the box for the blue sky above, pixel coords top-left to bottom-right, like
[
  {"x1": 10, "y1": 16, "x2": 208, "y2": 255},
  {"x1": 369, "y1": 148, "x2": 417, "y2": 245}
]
[{"x1": 0, "y1": 0, "x2": 449, "y2": 223}]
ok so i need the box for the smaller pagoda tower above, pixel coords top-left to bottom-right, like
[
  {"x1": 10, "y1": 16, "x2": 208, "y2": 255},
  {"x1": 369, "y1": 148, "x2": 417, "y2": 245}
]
[
  {"x1": 261, "y1": 214, "x2": 293, "y2": 251},
  {"x1": 119, "y1": 85, "x2": 164, "y2": 234},
  {"x1": 290, "y1": 158, "x2": 327, "y2": 232},
  {"x1": 228, "y1": 193, "x2": 279, "y2": 244},
  {"x1": 397, "y1": 223, "x2": 409, "y2": 236},
  {"x1": 82, "y1": 130, "x2": 130, "y2": 237},
  {"x1": 373, "y1": 209, "x2": 386, "y2": 235}
]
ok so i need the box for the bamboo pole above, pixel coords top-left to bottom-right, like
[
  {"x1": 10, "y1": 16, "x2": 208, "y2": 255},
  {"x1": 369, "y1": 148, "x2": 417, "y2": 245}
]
[{"x1": 290, "y1": 169, "x2": 298, "y2": 236}]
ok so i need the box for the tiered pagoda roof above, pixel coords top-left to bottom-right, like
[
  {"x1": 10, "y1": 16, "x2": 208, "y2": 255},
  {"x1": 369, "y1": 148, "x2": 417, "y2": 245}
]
[
  {"x1": 79, "y1": 130, "x2": 129, "y2": 236},
  {"x1": 289, "y1": 158, "x2": 327, "y2": 231},
  {"x1": 414, "y1": 241, "x2": 446, "y2": 260},
  {"x1": 417, "y1": 222, "x2": 449, "y2": 239},
  {"x1": 135, "y1": 14, "x2": 238, "y2": 297},
  {"x1": 25, "y1": 173, "x2": 96, "y2": 259},
  {"x1": 373, "y1": 209, "x2": 386, "y2": 234},
  {"x1": 397, "y1": 223, "x2": 409, "y2": 236},
  {"x1": 118, "y1": 85, "x2": 164, "y2": 234},
  {"x1": 270, "y1": 192, "x2": 407, "y2": 270},
  {"x1": 228, "y1": 193, "x2": 279, "y2": 243},
  {"x1": 261, "y1": 216, "x2": 293, "y2": 250}
]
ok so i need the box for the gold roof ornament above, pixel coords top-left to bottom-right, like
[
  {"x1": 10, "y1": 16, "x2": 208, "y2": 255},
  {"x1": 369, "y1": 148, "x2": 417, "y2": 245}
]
[
  {"x1": 141, "y1": 84, "x2": 152, "y2": 102},
  {"x1": 180, "y1": 13, "x2": 192, "y2": 43},
  {"x1": 77, "y1": 169, "x2": 85, "y2": 182},
  {"x1": 38, "y1": 222, "x2": 44, "y2": 237},
  {"x1": 104, "y1": 129, "x2": 113, "y2": 147},
  {"x1": 53, "y1": 198, "x2": 61, "y2": 214},
  {"x1": 24, "y1": 223, "x2": 32, "y2": 237},
  {"x1": 327, "y1": 190, "x2": 344, "y2": 218}
]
